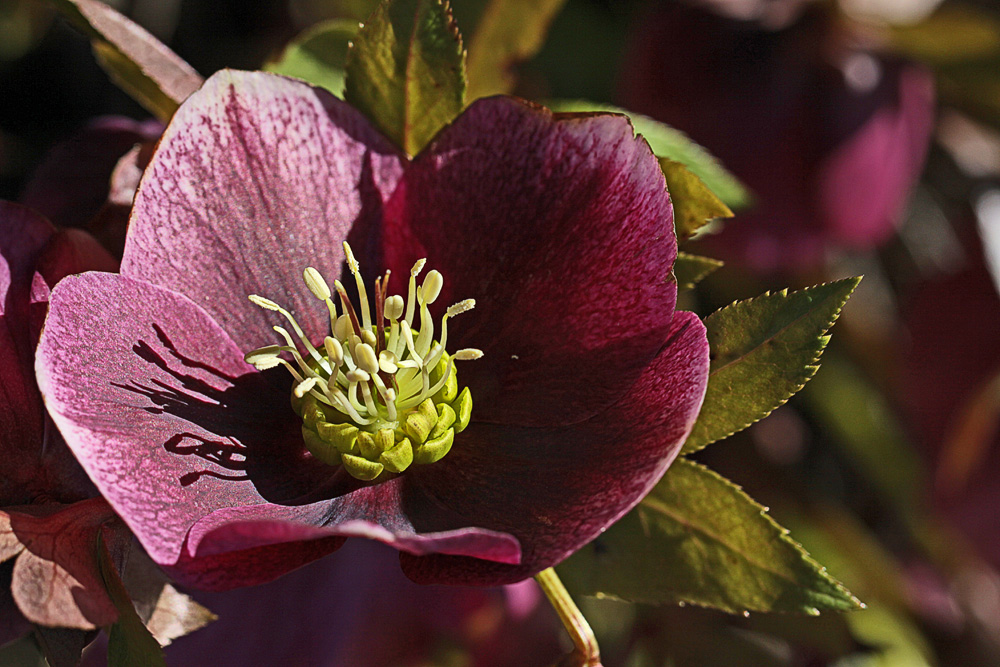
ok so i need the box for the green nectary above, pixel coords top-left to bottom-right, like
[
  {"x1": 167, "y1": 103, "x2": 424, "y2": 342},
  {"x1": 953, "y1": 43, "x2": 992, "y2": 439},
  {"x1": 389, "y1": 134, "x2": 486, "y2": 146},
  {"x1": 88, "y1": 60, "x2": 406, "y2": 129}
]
[
  {"x1": 295, "y1": 350, "x2": 473, "y2": 480},
  {"x1": 243, "y1": 242, "x2": 482, "y2": 482}
]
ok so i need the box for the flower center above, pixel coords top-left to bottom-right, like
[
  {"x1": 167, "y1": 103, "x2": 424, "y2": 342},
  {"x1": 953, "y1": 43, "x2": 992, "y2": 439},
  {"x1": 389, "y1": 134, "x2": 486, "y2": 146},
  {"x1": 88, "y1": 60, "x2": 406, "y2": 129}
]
[{"x1": 243, "y1": 242, "x2": 482, "y2": 481}]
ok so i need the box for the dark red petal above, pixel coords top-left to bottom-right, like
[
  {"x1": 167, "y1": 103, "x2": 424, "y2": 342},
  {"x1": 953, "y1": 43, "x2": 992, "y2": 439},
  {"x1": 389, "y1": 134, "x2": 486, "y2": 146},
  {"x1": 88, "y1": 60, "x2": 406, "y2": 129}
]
[
  {"x1": 121, "y1": 70, "x2": 405, "y2": 350},
  {"x1": 401, "y1": 311, "x2": 709, "y2": 585},
  {"x1": 383, "y1": 96, "x2": 677, "y2": 427},
  {"x1": 0, "y1": 203, "x2": 55, "y2": 505}
]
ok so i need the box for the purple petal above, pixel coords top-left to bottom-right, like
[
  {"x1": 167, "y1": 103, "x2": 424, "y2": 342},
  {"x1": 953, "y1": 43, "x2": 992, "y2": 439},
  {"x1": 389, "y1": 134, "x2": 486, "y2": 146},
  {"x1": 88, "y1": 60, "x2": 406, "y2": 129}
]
[
  {"x1": 0, "y1": 203, "x2": 55, "y2": 505},
  {"x1": 121, "y1": 70, "x2": 405, "y2": 350},
  {"x1": 37, "y1": 271, "x2": 296, "y2": 566},
  {"x1": 383, "y1": 97, "x2": 677, "y2": 427},
  {"x1": 400, "y1": 311, "x2": 710, "y2": 585},
  {"x1": 38, "y1": 272, "x2": 518, "y2": 590}
]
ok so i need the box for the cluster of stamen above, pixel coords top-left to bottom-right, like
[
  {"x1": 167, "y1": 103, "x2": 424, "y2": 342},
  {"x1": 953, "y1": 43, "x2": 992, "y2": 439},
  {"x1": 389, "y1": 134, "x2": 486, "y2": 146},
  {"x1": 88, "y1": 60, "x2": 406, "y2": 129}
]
[{"x1": 244, "y1": 242, "x2": 482, "y2": 481}]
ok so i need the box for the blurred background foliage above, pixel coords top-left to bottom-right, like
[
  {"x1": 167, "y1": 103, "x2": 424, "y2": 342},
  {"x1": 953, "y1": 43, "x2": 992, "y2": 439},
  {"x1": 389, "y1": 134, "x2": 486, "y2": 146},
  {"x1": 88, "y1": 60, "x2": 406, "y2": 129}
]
[{"x1": 3, "y1": 0, "x2": 1000, "y2": 665}]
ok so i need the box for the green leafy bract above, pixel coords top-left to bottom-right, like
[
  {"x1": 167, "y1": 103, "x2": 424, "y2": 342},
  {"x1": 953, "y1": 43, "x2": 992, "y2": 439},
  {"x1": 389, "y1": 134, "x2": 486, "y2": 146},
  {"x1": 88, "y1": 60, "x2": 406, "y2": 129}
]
[
  {"x1": 673, "y1": 252, "x2": 723, "y2": 290},
  {"x1": 558, "y1": 458, "x2": 861, "y2": 615},
  {"x1": 547, "y1": 100, "x2": 751, "y2": 209},
  {"x1": 345, "y1": 0, "x2": 466, "y2": 156},
  {"x1": 266, "y1": 19, "x2": 359, "y2": 97},
  {"x1": 52, "y1": 0, "x2": 202, "y2": 122},
  {"x1": 465, "y1": 0, "x2": 567, "y2": 100},
  {"x1": 97, "y1": 532, "x2": 165, "y2": 667},
  {"x1": 683, "y1": 278, "x2": 861, "y2": 454},
  {"x1": 659, "y1": 158, "x2": 733, "y2": 241}
]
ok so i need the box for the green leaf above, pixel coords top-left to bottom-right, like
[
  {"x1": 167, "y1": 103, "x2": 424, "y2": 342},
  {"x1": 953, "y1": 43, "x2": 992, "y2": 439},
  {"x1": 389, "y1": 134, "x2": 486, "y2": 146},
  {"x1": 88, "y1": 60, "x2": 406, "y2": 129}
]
[
  {"x1": 465, "y1": 0, "x2": 567, "y2": 99},
  {"x1": 344, "y1": 0, "x2": 466, "y2": 156},
  {"x1": 546, "y1": 100, "x2": 751, "y2": 209},
  {"x1": 97, "y1": 532, "x2": 165, "y2": 667},
  {"x1": 683, "y1": 278, "x2": 860, "y2": 454},
  {"x1": 266, "y1": 20, "x2": 359, "y2": 97},
  {"x1": 673, "y1": 251, "x2": 723, "y2": 290},
  {"x1": 51, "y1": 0, "x2": 202, "y2": 122},
  {"x1": 558, "y1": 458, "x2": 861, "y2": 615},
  {"x1": 0, "y1": 634, "x2": 47, "y2": 667},
  {"x1": 659, "y1": 158, "x2": 733, "y2": 240}
]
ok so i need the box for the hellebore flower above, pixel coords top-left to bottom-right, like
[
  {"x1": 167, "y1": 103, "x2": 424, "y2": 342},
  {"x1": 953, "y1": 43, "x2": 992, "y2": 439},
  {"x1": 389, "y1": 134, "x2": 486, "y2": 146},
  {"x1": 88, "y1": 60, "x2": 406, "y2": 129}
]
[
  {"x1": 0, "y1": 201, "x2": 130, "y2": 640},
  {"x1": 618, "y1": 2, "x2": 935, "y2": 272},
  {"x1": 37, "y1": 70, "x2": 710, "y2": 590}
]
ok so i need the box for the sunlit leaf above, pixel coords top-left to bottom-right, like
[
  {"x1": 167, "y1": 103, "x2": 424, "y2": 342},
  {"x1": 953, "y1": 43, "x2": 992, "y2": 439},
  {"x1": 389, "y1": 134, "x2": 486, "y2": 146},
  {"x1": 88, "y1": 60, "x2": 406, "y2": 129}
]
[
  {"x1": 673, "y1": 251, "x2": 723, "y2": 290},
  {"x1": 266, "y1": 19, "x2": 359, "y2": 97},
  {"x1": 465, "y1": 0, "x2": 566, "y2": 99},
  {"x1": 683, "y1": 278, "x2": 860, "y2": 454},
  {"x1": 547, "y1": 100, "x2": 751, "y2": 209},
  {"x1": 559, "y1": 458, "x2": 861, "y2": 614},
  {"x1": 344, "y1": 0, "x2": 466, "y2": 155},
  {"x1": 97, "y1": 532, "x2": 165, "y2": 667},
  {"x1": 659, "y1": 158, "x2": 732, "y2": 240},
  {"x1": 51, "y1": 0, "x2": 202, "y2": 122}
]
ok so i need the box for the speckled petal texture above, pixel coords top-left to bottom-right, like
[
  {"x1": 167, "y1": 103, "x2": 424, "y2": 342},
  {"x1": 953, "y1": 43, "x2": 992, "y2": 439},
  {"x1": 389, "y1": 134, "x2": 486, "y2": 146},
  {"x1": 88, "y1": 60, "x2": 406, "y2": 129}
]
[
  {"x1": 37, "y1": 272, "x2": 519, "y2": 589},
  {"x1": 384, "y1": 97, "x2": 677, "y2": 427},
  {"x1": 121, "y1": 70, "x2": 405, "y2": 350}
]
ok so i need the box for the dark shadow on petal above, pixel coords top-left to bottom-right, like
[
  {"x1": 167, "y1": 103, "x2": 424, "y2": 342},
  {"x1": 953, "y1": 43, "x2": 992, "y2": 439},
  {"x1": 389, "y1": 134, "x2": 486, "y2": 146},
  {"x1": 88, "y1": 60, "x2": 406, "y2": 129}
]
[{"x1": 110, "y1": 323, "x2": 358, "y2": 505}]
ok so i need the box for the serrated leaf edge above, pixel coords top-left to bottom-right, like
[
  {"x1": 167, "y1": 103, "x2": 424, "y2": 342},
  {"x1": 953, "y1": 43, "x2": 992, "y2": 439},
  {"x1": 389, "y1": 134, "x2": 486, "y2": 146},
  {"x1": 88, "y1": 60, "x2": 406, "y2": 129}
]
[
  {"x1": 683, "y1": 277, "x2": 861, "y2": 454},
  {"x1": 641, "y1": 459, "x2": 862, "y2": 614}
]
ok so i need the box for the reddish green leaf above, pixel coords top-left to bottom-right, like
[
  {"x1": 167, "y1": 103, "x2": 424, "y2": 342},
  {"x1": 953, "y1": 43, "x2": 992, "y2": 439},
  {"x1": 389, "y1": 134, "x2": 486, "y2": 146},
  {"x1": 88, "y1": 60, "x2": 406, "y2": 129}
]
[{"x1": 345, "y1": 0, "x2": 466, "y2": 155}]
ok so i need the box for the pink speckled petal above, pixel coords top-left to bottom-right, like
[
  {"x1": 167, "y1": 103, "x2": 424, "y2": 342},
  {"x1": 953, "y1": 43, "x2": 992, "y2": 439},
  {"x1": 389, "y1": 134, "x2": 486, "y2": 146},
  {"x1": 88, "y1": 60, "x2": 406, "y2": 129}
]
[
  {"x1": 400, "y1": 311, "x2": 709, "y2": 585},
  {"x1": 383, "y1": 97, "x2": 677, "y2": 427},
  {"x1": 122, "y1": 70, "x2": 405, "y2": 350},
  {"x1": 37, "y1": 272, "x2": 519, "y2": 590}
]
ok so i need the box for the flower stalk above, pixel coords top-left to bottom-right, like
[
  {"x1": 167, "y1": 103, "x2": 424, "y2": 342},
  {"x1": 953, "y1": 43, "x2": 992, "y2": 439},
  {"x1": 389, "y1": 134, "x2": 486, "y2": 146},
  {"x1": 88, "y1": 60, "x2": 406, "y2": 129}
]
[{"x1": 535, "y1": 567, "x2": 602, "y2": 667}]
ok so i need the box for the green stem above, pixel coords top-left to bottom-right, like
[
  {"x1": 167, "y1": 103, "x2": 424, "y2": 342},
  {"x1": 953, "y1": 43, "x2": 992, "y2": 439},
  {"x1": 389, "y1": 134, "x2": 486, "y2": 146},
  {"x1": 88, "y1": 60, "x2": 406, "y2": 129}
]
[{"x1": 535, "y1": 567, "x2": 602, "y2": 667}]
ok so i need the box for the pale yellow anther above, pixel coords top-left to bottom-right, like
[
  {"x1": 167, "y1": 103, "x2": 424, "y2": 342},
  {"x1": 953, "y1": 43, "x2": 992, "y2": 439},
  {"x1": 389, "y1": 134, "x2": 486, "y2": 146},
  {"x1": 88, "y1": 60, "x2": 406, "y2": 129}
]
[
  {"x1": 446, "y1": 299, "x2": 475, "y2": 317},
  {"x1": 294, "y1": 377, "x2": 318, "y2": 398},
  {"x1": 334, "y1": 314, "x2": 353, "y2": 340},
  {"x1": 244, "y1": 345, "x2": 282, "y2": 366},
  {"x1": 385, "y1": 295, "x2": 404, "y2": 321},
  {"x1": 303, "y1": 267, "x2": 331, "y2": 301},
  {"x1": 361, "y1": 329, "x2": 377, "y2": 346},
  {"x1": 454, "y1": 349, "x2": 484, "y2": 361},
  {"x1": 324, "y1": 336, "x2": 344, "y2": 366},
  {"x1": 346, "y1": 368, "x2": 370, "y2": 383},
  {"x1": 420, "y1": 270, "x2": 444, "y2": 304},
  {"x1": 342, "y1": 241, "x2": 360, "y2": 274},
  {"x1": 410, "y1": 258, "x2": 427, "y2": 277},
  {"x1": 355, "y1": 343, "x2": 379, "y2": 375},
  {"x1": 249, "y1": 294, "x2": 281, "y2": 311},
  {"x1": 378, "y1": 350, "x2": 398, "y2": 374}
]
